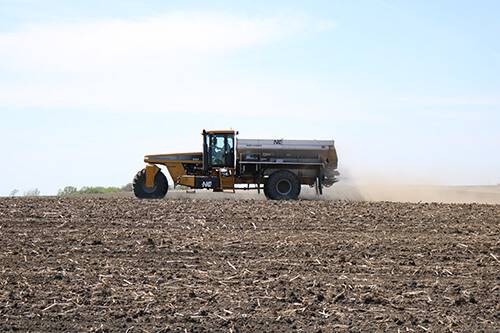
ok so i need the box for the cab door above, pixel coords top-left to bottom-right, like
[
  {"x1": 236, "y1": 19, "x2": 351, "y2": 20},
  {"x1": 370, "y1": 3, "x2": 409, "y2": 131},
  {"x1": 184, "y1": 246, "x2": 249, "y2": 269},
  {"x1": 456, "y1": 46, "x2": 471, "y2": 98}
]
[{"x1": 208, "y1": 133, "x2": 235, "y2": 168}]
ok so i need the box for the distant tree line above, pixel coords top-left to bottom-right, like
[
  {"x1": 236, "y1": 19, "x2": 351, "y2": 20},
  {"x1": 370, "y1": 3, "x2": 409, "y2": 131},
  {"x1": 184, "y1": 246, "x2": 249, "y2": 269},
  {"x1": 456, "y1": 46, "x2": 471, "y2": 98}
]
[
  {"x1": 57, "y1": 184, "x2": 133, "y2": 196},
  {"x1": 7, "y1": 184, "x2": 133, "y2": 197},
  {"x1": 9, "y1": 189, "x2": 40, "y2": 197}
]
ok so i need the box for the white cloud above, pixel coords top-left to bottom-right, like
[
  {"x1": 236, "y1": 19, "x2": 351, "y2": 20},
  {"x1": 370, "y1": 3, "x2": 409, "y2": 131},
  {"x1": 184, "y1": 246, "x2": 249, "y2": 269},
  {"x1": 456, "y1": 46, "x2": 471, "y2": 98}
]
[
  {"x1": 0, "y1": 11, "x2": 338, "y2": 115},
  {"x1": 0, "y1": 12, "x2": 306, "y2": 72}
]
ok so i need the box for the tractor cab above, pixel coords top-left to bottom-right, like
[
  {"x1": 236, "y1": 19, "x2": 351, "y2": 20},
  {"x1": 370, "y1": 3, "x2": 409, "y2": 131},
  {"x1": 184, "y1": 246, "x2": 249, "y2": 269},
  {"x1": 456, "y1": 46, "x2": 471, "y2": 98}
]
[{"x1": 203, "y1": 130, "x2": 237, "y2": 170}]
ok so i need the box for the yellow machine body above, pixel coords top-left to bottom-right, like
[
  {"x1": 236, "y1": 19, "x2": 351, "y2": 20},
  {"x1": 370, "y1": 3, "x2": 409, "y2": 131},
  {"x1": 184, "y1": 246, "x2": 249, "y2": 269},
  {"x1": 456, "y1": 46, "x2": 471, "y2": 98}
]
[{"x1": 144, "y1": 152, "x2": 203, "y2": 184}]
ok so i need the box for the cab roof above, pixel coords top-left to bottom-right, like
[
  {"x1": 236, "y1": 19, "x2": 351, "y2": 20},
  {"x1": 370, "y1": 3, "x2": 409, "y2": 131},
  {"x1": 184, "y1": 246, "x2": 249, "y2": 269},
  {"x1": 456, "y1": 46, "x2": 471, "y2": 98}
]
[{"x1": 203, "y1": 129, "x2": 238, "y2": 135}]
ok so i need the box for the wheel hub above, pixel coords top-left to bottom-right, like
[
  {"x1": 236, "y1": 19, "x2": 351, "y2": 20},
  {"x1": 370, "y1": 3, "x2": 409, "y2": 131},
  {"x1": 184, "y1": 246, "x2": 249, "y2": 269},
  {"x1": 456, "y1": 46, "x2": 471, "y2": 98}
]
[{"x1": 276, "y1": 179, "x2": 292, "y2": 195}]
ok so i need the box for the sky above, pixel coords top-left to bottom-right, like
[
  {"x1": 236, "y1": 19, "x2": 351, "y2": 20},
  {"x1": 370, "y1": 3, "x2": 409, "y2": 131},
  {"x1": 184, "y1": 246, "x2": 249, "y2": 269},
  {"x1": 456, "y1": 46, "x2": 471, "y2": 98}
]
[{"x1": 1, "y1": 0, "x2": 499, "y2": 195}]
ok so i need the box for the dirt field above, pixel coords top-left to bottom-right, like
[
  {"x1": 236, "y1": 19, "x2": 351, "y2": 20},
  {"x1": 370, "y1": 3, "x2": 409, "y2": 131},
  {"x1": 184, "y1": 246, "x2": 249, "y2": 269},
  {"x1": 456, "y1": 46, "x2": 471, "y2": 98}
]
[{"x1": 0, "y1": 197, "x2": 499, "y2": 332}]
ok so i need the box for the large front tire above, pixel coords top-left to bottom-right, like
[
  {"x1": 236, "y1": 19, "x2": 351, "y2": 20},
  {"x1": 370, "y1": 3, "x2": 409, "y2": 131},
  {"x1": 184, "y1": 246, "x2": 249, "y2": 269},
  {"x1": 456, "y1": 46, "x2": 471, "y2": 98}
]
[
  {"x1": 264, "y1": 171, "x2": 301, "y2": 200},
  {"x1": 133, "y1": 169, "x2": 168, "y2": 199}
]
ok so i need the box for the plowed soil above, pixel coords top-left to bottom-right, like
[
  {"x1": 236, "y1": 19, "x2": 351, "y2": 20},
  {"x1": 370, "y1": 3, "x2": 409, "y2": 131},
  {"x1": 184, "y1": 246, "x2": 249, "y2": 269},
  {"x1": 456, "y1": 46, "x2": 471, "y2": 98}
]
[{"x1": 0, "y1": 197, "x2": 499, "y2": 332}]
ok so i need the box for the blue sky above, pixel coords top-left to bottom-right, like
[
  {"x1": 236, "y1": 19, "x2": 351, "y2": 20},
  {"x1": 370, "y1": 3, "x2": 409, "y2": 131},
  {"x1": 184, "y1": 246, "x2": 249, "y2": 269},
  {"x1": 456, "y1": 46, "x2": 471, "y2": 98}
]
[{"x1": 1, "y1": 0, "x2": 499, "y2": 195}]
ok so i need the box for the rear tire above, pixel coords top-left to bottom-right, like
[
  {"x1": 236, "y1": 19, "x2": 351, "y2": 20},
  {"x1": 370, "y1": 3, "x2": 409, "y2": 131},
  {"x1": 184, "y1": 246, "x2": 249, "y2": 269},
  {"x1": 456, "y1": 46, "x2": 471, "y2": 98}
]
[
  {"x1": 265, "y1": 171, "x2": 301, "y2": 200},
  {"x1": 133, "y1": 168, "x2": 168, "y2": 199},
  {"x1": 263, "y1": 180, "x2": 270, "y2": 198}
]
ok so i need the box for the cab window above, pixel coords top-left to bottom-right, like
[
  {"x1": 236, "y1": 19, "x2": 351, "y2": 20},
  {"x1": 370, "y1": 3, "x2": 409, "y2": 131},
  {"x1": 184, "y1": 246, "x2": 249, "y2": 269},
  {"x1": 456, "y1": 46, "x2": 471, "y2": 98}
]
[{"x1": 209, "y1": 134, "x2": 234, "y2": 167}]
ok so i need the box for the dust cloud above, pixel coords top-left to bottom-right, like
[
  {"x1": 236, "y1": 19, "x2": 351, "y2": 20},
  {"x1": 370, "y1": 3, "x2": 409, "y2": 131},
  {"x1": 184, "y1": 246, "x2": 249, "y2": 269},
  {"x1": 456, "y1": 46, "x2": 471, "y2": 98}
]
[{"x1": 314, "y1": 169, "x2": 500, "y2": 204}]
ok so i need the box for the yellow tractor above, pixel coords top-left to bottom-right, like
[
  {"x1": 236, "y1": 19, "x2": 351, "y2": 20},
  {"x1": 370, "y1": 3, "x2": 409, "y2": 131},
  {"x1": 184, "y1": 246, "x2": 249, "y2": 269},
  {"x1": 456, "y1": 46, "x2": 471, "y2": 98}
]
[{"x1": 133, "y1": 129, "x2": 338, "y2": 200}]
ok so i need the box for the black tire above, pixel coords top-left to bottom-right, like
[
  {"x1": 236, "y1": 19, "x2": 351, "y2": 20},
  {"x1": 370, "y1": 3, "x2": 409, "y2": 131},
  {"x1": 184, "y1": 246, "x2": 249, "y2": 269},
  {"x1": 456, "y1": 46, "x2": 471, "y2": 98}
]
[
  {"x1": 263, "y1": 179, "x2": 270, "y2": 198},
  {"x1": 133, "y1": 168, "x2": 168, "y2": 199},
  {"x1": 265, "y1": 170, "x2": 301, "y2": 200}
]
